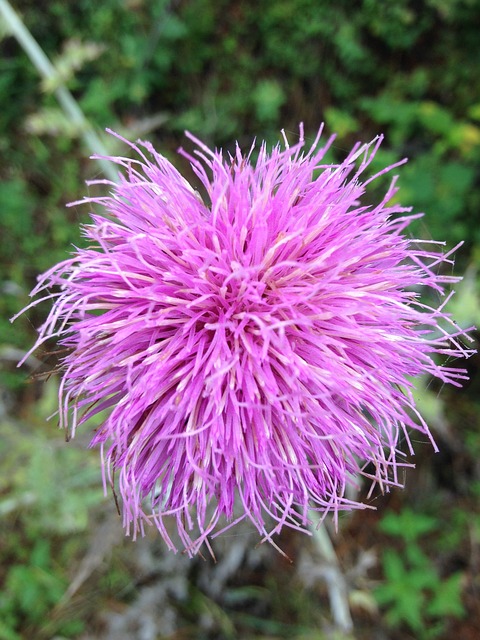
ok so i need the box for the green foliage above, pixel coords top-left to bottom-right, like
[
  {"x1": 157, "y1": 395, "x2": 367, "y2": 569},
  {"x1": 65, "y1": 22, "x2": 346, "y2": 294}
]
[
  {"x1": 359, "y1": 92, "x2": 480, "y2": 247},
  {"x1": 41, "y1": 38, "x2": 106, "y2": 93},
  {"x1": 375, "y1": 509, "x2": 466, "y2": 638},
  {"x1": 378, "y1": 508, "x2": 438, "y2": 544},
  {"x1": 0, "y1": 380, "x2": 105, "y2": 638},
  {"x1": 4, "y1": 539, "x2": 65, "y2": 624}
]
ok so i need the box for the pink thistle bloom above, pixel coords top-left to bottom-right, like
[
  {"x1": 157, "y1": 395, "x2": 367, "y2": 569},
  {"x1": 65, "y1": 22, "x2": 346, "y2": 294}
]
[{"x1": 16, "y1": 126, "x2": 474, "y2": 555}]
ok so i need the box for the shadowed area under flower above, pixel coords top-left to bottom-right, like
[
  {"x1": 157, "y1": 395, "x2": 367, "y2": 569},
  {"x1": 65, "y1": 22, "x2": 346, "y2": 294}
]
[{"x1": 15, "y1": 125, "x2": 475, "y2": 556}]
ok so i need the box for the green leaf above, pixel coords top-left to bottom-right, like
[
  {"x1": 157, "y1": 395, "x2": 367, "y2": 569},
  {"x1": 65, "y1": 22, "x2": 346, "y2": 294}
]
[
  {"x1": 426, "y1": 573, "x2": 466, "y2": 619},
  {"x1": 375, "y1": 549, "x2": 439, "y2": 632},
  {"x1": 378, "y1": 509, "x2": 438, "y2": 543},
  {"x1": 252, "y1": 79, "x2": 286, "y2": 123}
]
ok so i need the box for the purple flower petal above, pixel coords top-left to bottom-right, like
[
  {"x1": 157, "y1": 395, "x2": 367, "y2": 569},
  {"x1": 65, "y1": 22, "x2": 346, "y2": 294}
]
[{"x1": 16, "y1": 126, "x2": 475, "y2": 555}]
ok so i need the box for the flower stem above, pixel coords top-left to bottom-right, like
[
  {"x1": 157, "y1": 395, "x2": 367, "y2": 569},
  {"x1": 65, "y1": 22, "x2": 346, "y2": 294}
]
[
  {"x1": 310, "y1": 521, "x2": 354, "y2": 635},
  {"x1": 0, "y1": 0, "x2": 118, "y2": 182}
]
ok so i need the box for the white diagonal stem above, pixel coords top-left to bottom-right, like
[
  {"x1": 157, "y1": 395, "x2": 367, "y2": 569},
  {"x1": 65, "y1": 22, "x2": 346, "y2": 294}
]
[
  {"x1": 310, "y1": 519, "x2": 354, "y2": 635},
  {"x1": 0, "y1": 0, "x2": 118, "y2": 181}
]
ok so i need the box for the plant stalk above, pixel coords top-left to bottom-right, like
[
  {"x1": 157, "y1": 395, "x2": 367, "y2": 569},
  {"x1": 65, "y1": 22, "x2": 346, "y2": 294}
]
[{"x1": 0, "y1": 0, "x2": 118, "y2": 181}]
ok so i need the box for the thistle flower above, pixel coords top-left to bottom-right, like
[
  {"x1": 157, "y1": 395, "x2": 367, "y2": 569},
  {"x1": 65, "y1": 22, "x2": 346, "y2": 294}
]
[{"x1": 17, "y1": 126, "x2": 473, "y2": 555}]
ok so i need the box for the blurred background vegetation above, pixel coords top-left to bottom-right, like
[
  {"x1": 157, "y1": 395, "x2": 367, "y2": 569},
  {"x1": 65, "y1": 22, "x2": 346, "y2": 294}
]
[{"x1": 1, "y1": 0, "x2": 480, "y2": 638}]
